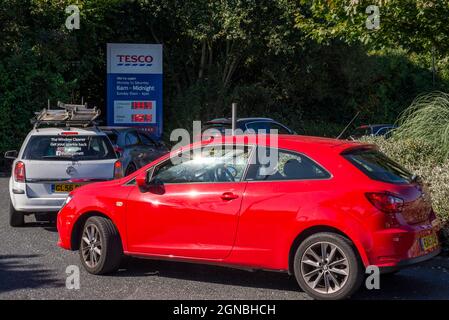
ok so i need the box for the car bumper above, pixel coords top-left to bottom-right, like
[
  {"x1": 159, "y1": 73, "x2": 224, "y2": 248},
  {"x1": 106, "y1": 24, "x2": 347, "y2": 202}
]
[
  {"x1": 11, "y1": 192, "x2": 66, "y2": 212},
  {"x1": 380, "y1": 247, "x2": 441, "y2": 273},
  {"x1": 369, "y1": 221, "x2": 441, "y2": 268},
  {"x1": 57, "y1": 202, "x2": 77, "y2": 250}
]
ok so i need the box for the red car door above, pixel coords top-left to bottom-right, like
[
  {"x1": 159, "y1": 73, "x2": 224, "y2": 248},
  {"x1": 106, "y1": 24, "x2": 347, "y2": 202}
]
[{"x1": 125, "y1": 145, "x2": 252, "y2": 260}]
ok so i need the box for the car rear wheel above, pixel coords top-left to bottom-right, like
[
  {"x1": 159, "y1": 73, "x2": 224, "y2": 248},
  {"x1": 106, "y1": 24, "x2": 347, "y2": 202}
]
[
  {"x1": 79, "y1": 216, "x2": 123, "y2": 274},
  {"x1": 293, "y1": 232, "x2": 363, "y2": 300},
  {"x1": 9, "y1": 200, "x2": 24, "y2": 227}
]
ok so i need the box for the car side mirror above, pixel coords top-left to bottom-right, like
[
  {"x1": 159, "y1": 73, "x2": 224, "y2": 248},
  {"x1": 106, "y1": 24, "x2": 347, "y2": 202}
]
[
  {"x1": 4, "y1": 150, "x2": 18, "y2": 159},
  {"x1": 136, "y1": 171, "x2": 148, "y2": 190},
  {"x1": 136, "y1": 171, "x2": 164, "y2": 194}
]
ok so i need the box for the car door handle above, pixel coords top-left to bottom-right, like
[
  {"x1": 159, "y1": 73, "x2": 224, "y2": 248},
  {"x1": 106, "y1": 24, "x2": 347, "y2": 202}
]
[{"x1": 221, "y1": 192, "x2": 239, "y2": 201}]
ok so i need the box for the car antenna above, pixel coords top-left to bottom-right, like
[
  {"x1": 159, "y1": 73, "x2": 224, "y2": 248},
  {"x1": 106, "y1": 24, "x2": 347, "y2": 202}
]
[{"x1": 336, "y1": 111, "x2": 360, "y2": 140}]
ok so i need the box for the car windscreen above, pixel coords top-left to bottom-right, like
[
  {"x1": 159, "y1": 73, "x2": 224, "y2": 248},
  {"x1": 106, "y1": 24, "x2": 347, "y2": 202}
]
[
  {"x1": 343, "y1": 148, "x2": 413, "y2": 184},
  {"x1": 23, "y1": 135, "x2": 116, "y2": 161}
]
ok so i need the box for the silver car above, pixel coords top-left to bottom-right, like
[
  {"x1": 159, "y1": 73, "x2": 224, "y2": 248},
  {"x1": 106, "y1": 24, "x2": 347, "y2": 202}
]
[{"x1": 5, "y1": 127, "x2": 122, "y2": 227}]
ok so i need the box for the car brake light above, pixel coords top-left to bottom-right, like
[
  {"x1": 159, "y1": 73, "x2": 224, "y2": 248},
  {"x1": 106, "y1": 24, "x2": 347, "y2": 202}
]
[
  {"x1": 14, "y1": 161, "x2": 26, "y2": 182},
  {"x1": 114, "y1": 160, "x2": 123, "y2": 179},
  {"x1": 366, "y1": 192, "x2": 404, "y2": 228},
  {"x1": 61, "y1": 131, "x2": 78, "y2": 135}
]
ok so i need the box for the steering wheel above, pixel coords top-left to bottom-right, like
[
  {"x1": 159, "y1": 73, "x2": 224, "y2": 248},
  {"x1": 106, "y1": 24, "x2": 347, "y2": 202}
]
[{"x1": 213, "y1": 164, "x2": 235, "y2": 182}]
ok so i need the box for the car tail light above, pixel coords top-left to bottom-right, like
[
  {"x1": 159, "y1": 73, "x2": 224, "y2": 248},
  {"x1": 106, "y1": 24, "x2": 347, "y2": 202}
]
[
  {"x1": 114, "y1": 160, "x2": 123, "y2": 179},
  {"x1": 14, "y1": 161, "x2": 26, "y2": 182},
  {"x1": 366, "y1": 192, "x2": 404, "y2": 228}
]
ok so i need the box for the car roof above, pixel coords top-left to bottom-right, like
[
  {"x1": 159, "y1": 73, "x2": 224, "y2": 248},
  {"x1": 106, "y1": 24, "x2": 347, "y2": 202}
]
[
  {"x1": 206, "y1": 117, "x2": 274, "y2": 125},
  {"x1": 29, "y1": 127, "x2": 106, "y2": 136},
  {"x1": 187, "y1": 134, "x2": 370, "y2": 155}
]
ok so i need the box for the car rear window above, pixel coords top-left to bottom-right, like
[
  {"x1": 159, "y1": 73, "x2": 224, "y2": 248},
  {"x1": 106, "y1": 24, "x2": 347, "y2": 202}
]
[
  {"x1": 343, "y1": 148, "x2": 413, "y2": 184},
  {"x1": 23, "y1": 135, "x2": 116, "y2": 161}
]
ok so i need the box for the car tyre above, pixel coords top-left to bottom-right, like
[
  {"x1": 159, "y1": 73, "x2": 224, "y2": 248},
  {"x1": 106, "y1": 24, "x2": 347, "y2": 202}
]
[
  {"x1": 9, "y1": 200, "x2": 24, "y2": 227},
  {"x1": 293, "y1": 232, "x2": 363, "y2": 300},
  {"x1": 79, "y1": 216, "x2": 123, "y2": 275}
]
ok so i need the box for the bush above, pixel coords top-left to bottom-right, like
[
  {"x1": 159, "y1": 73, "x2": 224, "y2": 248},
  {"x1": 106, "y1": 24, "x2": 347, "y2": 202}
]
[{"x1": 395, "y1": 91, "x2": 449, "y2": 162}]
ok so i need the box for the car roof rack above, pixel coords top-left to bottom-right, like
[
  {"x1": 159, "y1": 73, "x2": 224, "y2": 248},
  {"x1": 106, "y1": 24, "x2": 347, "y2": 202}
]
[{"x1": 32, "y1": 101, "x2": 101, "y2": 129}]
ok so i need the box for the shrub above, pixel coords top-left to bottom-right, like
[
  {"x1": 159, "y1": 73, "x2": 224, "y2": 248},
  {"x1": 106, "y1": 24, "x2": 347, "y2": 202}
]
[{"x1": 395, "y1": 91, "x2": 449, "y2": 162}]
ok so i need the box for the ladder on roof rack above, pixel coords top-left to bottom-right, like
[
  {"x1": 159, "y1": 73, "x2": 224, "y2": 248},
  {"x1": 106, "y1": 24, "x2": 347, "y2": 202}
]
[{"x1": 32, "y1": 101, "x2": 101, "y2": 128}]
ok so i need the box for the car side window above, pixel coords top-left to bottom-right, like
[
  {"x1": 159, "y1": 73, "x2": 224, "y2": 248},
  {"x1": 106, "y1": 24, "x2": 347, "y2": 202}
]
[
  {"x1": 138, "y1": 132, "x2": 156, "y2": 147},
  {"x1": 151, "y1": 145, "x2": 252, "y2": 184},
  {"x1": 125, "y1": 131, "x2": 140, "y2": 146},
  {"x1": 246, "y1": 148, "x2": 331, "y2": 181}
]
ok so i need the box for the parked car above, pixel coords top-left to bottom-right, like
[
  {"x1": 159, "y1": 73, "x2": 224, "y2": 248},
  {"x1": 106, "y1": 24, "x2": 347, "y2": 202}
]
[
  {"x1": 203, "y1": 117, "x2": 296, "y2": 136},
  {"x1": 57, "y1": 134, "x2": 441, "y2": 300},
  {"x1": 348, "y1": 124, "x2": 397, "y2": 140},
  {"x1": 99, "y1": 127, "x2": 168, "y2": 176},
  {"x1": 6, "y1": 127, "x2": 122, "y2": 227}
]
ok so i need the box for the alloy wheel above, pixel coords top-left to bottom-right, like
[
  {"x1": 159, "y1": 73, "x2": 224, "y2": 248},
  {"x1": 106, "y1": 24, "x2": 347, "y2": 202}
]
[
  {"x1": 300, "y1": 241, "x2": 349, "y2": 294},
  {"x1": 81, "y1": 224, "x2": 102, "y2": 268}
]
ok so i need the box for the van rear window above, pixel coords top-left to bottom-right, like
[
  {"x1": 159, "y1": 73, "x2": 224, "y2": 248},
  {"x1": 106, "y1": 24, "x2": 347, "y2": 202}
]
[
  {"x1": 343, "y1": 149, "x2": 413, "y2": 184},
  {"x1": 23, "y1": 135, "x2": 116, "y2": 161}
]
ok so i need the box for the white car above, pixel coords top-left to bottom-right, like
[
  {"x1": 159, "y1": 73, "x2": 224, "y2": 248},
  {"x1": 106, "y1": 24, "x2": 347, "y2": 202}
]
[{"x1": 5, "y1": 127, "x2": 122, "y2": 227}]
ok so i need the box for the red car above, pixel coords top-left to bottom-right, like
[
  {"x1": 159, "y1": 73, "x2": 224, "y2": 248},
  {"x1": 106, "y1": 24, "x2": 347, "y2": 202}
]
[{"x1": 57, "y1": 135, "x2": 441, "y2": 299}]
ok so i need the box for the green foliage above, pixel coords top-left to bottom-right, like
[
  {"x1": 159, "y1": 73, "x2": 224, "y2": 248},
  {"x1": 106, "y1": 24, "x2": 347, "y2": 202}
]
[
  {"x1": 295, "y1": 0, "x2": 449, "y2": 54},
  {"x1": 395, "y1": 92, "x2": 449, "y2": 161}
]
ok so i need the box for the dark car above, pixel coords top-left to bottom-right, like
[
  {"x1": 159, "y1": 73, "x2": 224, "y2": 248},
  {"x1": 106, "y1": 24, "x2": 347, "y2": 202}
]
[
  {"x1": 100, "y1": 127, "x2": 168, "y2": 175},
  {"x1": 348, "y1": 124, "x2": 397, "y2": 140},
  {"x1": 203, "y1": 117, "x2": 296, "y2": 136}
]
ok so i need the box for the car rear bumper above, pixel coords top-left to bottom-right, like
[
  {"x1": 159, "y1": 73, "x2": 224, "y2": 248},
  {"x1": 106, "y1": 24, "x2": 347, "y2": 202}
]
[
  {"x1": 11, "y1": 192, "x2": 66, "y2": 212},
  {"x1": 369, "y1": 221, "x2": 441, "y2": 268},
  {"x1": 380, "y1": 247, "x2": 441, "y2": 273}
]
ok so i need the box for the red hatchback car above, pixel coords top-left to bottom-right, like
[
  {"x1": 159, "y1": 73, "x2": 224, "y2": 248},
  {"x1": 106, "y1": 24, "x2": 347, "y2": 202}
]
[{"x1": 57, "y1": 135, "x2": 441, "y2": 299}]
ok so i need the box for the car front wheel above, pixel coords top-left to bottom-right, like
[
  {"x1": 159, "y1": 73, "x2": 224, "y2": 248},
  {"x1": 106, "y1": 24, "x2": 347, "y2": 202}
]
[
  {"x1": 293, "y1": 232, "x2": 363, "y2": 300},
  {"x1": 79, "y1": 216, "x2": 123, "y2": 274}
]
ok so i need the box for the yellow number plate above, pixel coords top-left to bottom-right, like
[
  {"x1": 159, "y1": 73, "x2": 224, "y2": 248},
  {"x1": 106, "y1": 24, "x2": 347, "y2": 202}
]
[
  {"x1": 52, "y1": 184, "x2": 81, "y2": 193},
  {"x1": 419, "y1": 233, "x2": 439, "y2": 251}
]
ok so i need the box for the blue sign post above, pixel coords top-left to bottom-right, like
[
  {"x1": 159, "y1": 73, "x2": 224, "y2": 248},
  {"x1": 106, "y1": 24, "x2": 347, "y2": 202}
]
[{"x1": 107, "y1": 43, "x2": 163, "y2": 138}]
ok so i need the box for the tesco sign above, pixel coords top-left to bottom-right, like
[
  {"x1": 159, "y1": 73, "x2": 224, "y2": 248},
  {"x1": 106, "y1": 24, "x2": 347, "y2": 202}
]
[
  {"x1": 107, "y1": 44, "x2": 162, "y2": 74},
  {"x1": 107, "y1": 43, "x2": 163, "y2": 138},
  {"x1": 117, "y1": 54, "x2": 154, "y2": 65}
]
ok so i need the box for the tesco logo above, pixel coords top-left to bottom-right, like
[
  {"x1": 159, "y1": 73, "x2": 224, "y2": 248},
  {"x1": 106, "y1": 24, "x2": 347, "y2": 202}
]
[{"x1": 116, "y1": 54, "x2": 153, "y2": 66}]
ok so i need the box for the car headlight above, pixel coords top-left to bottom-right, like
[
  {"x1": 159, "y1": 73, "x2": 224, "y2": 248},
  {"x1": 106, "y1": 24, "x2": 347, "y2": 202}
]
[{"x1": 62, "y1": 195, "x2": 73, "y2": 207}]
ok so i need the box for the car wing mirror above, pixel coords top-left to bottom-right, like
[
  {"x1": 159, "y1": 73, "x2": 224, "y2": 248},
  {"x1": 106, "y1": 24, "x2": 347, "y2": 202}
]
[
  {"x1": 136, "y1": 171, "x2": 164, "y2": 194},
  {"x1": 4, "y1": 150, "x2": 18, "y2": 159}
]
